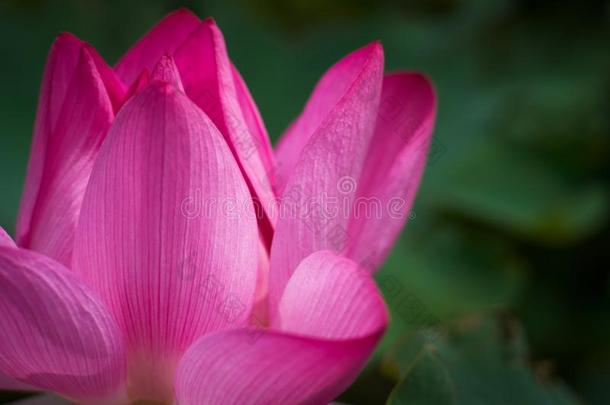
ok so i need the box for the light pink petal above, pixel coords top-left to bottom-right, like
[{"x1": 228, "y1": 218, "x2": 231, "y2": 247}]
[
  {"x1": 150, "y1": 55, "x2": 184, "y2": 91},
  {"x1": 174, "y1": 19, "x2": 277, "y2": 244},
  {"x1": 272, "y1": 251, "x2": 387, "y2": 338},
  {"x1": 72, "y1": 82, "x2": 258, "y2": 403},
  {"x1": 16, "y1": 33, "x2": 81, "y2": 248},
  {"x1": 346, "y1": 73, "x2": 436, "y2": 271},
  {"x1": 0, "y1": 229, "x2": 30, "y2": 390},
  {"x1": 0, "y1": 247, "x2": 126, "y2": 403},
  {"x1": 0, "y1": 226, "x2": 15, "y2": 248},
  {"x1": 113, "y1": 9, "x2": 201, "y2": 86},
  {"x1": 18, "y1": 43, "x2": 115, "y2": 267},
  {"x1": 0, "y1": 223, "x2": 33, "y2": 391},
  {"x1": 174, "y1": 251, "x2": 387, "y2": 405},
  {"x1": 274, "y1": 42, "x2": 383, "y2": 193},
  {"x1": 269, "y1": 43, "x2": 384, "y2": 310}
]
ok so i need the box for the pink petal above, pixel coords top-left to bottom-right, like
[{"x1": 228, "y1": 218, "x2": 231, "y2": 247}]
[
  {"x1": 17, "y1": 42, "x2": 115, "y2": 267},
  {"x1": 272, "y1": 251, "x2": 387, "y2": 338},
  {"x1": 0, "y1": 226, "x2": 15, "y2": 248},
  {"x1": 84, "y1": 44, "x2": 127, "y2": 112},
  {"x1": 231, "y1": 65, "x2": 276, "y2": 189},
  {"x1": 274, "y1": 42, "x2": 383, "y2": 193},
  {"x1": 346, "y1": 73, "x2": 436, "y2": 271},
  {"x1": 174, "y1": 19, "x2": 277, "y2": 244},
  {"x1": 0, "y1": 247, "x2": 126, "y2": 403},
  {"x1": 0, "y1": 231, "x2": 32, "y2": 391},
  {"x1": 16, "y1": 33, "x2": 81, "y2": 248},
  {"x1": 113, "y1": 9, "x2": 201, "y2": 86},
  {"x1": 269, "y1": 43, "x2": 384, "y2": 310},
  {"x1": 72, "y1": 82, "x2": 258, "y2": 403},
  {"x1": 0, "y1": 227, "x2": 34, "y2": 391},
  {"x1": 174, "y1": 251, "x2": 387, "y2": 405}
]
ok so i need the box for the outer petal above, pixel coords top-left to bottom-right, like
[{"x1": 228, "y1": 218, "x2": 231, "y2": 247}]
[
  {"x1": 113, "y1": 9, "x2": 201, "y2": 86},
  {"x1": 269, "y1": 43, "x2": 384, "y2": 310},
  {"x1": 174, "y1": 19, "x2": 277, "y2": 243},
  {"x1": 72, "y1": 82, "x2": 258, "y2": 402},
  {"x1": 0, "y1": 247, "x2": 126, "y2": 403},
  {"x1": 17, "y1": 40, "x2": 116, "y2": 267},
  {"x1": 85, "y1": 44, "x2": 127, "y2": 112},
  {"x1": 174, "y1": 251, "x2": 387, "y2": 405},
  {"x1": 16, "y1": 33, "x2": 81, "y2": 248},
  {"x1": 346, "y1": 73, "x2": 436, "y2": 271}
]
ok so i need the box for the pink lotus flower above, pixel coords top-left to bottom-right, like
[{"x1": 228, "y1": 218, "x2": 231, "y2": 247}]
[{"x1": 0, "y1": 9, "x2": 436, "y2": 405}]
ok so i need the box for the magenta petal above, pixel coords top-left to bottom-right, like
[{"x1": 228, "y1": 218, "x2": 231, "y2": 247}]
[
  {"x1": 72, "y1": 82, "x2": 258, "y2": 402},
  {"x1": 123, "y1": 68, "x2": 150, "y2": 103},
  {"x1": 174, "y1": 252, "x2": 387, "y2": 405},
  {"x1": 17, "y1": 41, "x2": 115, "y2": 267},
  {"x1": 113, "y1": 9, "x2": 201, "y2": 86},
  {"x1": 84, "y1": 44, "x2": 127, "y2": 112},
  {"x1": 0, "y1": 247, "x2": 126, "y2": 403},
  {"x1": 346, "y1": 73, "x2": 436, "y2": 271},
  {"x1": 174, "y1": 19, "x2": 277, "y2": 241},
  {"x1": 269, "y1": 43, "x2": 384, "y2": 310}
]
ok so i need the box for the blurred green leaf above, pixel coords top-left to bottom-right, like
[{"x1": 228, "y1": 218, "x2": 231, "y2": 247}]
[
  {"x1": 376, "y1": 219, "x2": 524, "y2": 323},
  {"x1": 428, "y1": 140, "x2": 608, "y2": 245},
  {"x1": 387, "y1": 348, "x2": 456, "y2": 405},
  {"x1": 386, "y1": 316, "x2": 580, "y2": 405}
]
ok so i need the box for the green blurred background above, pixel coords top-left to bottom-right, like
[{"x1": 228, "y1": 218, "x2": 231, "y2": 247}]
[{"x1": 0, "y1": 0, "x2": 608, "y2": 404}]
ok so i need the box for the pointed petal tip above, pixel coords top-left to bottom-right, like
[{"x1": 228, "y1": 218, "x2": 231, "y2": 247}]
[
  {"x1": 171, "y1": 7, "x2": 201, "y2": 21},
  {"x1": 150, "y1": 54, "x2": 184, "y2": 91},
  {"x1": 54, "y1": 32, "x2": 82, "y2": 45},
  {"x1": 362, "y1": 40, "x2": 384, "y2": 59}
]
